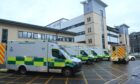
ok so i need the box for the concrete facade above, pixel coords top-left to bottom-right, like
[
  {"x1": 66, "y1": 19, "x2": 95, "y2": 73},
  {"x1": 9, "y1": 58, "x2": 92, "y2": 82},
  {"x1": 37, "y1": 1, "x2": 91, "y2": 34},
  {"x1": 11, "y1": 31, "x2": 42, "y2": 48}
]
[
  {"x1": 82, "y1": 0, "x2": 108, "y2": 49},
  {"x1": 47, "y1": 0, "x2": 130, "y2": 51},
  {"x1": 0, "y1": 0, "x2": 130, "y2": 51},
  {"x1": 0, "y1": 20, "x2": 75, "y2": 43}
]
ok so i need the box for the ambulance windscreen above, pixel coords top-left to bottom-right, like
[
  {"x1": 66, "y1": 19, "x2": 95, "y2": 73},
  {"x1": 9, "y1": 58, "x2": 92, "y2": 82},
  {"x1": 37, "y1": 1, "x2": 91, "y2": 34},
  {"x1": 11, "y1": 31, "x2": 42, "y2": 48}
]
[
  {"x1": 59, "y1": 46, "x2": 72, "y2": 57},
  {"x1": 91, "y1": 50, "x2": 97, "y2": 56},
  {"x1": 104, "y1": 51, "x2": 109, "y2": 55},
  {"x1": 80, "y1": 50, "x2": 88, "y2": 56}
]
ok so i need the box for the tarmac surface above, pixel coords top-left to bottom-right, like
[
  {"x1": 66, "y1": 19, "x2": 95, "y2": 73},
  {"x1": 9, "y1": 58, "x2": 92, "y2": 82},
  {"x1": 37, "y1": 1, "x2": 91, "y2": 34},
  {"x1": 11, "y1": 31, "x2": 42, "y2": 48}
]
[{"x1": 0, "y1": 59, "x2": 140, "y2": 84}]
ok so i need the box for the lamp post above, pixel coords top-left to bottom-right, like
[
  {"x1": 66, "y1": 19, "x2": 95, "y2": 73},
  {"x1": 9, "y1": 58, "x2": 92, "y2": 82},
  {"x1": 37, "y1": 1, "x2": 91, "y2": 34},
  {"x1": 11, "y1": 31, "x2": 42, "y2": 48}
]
[{"x1": 136, "y1": 35, "x2": 140, "y2": 56}]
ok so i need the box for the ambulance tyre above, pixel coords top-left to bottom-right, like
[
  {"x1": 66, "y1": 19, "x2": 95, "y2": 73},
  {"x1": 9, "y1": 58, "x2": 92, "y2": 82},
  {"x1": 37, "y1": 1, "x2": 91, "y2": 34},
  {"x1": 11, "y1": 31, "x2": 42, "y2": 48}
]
[
  {"x1": 113, "y1": 61, "x2": 117, "y2": 64},
  {"x1": 62, "y1": 68, "x2": 72, "y2": 77},
  {"x1": 18, "y1": 66, "x2": 27, "y2": 75},
  {"x1": 108, "y1": 57, "x2": 110, "y2": 61},
  {"x1": 86, "y1": 60, "x2": 92, "y2": 64}
]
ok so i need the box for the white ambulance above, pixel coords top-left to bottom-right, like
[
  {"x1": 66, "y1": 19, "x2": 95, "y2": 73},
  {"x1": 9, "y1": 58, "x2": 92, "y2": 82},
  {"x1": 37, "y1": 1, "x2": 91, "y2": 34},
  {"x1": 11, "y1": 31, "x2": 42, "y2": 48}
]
[{"x1": 6, "y1": 41, "x2": 82, "y2": 76}]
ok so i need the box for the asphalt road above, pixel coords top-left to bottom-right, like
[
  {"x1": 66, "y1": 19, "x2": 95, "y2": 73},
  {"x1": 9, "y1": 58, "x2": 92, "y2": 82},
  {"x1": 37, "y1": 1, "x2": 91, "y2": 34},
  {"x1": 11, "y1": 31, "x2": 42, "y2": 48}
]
[{"x1": 0, "y1": 59, "x2": 140, "y2": 84}]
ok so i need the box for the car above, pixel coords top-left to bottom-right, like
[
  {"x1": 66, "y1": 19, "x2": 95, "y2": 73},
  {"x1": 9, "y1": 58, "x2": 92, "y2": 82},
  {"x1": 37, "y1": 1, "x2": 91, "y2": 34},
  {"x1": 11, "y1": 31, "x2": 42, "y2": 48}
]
[{"x1": 128, "y1": 55, "x2": 136, "y2": 61}]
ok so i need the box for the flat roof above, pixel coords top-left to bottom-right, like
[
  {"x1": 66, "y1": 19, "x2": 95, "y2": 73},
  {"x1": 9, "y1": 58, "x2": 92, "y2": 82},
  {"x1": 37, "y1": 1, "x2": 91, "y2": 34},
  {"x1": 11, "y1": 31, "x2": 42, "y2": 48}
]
[
  {"x1": 46, "y1": 18, "x2": 69, "y2": 26},
  {"x1": 107, "y1": 26, "x2": 119, "y2": 33},
  {"x1": 0, "y1": 19, "x2": 76, "y2": 36},
  {"x1": 95, "y1": 0, "x2": 108, "y2": 7}
]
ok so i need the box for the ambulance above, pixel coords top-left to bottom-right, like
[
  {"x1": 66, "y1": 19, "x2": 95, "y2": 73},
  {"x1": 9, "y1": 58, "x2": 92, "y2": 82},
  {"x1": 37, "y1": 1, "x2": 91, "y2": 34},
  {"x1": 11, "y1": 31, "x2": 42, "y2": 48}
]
[
  {"x1": 59, "y1": 45, "x2": 94, "y2": 64},
  {"x1": 83, "y1": 48, "x2": 100, "y2": 62},
  {"x1": 111, "y1": 44, "x2": 129, "y2": 64},
  {"x1": 6, "y1": 41, "x2": 82, "y2": 76},
  {"x1": 90, "y1": 48, "x2": 110, "y2": 61}
]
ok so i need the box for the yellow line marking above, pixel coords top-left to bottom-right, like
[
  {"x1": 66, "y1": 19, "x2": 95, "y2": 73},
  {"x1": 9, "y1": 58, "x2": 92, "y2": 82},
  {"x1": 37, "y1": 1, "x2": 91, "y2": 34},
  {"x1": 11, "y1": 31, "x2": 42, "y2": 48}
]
[
  {"x1": 104, "y1": 73, "x2": 128, "y2": 84},
  {"x1": 82, "y1": 71, "x2": 88, "y2": 84},
  {"x1": 92, "y1": 69, "x2": 105, "y2": 82},
  {"x1": 45, "y1": 76, "x2": 53, "y2": 84},
  {"x1": 26, "y1": 76, "x2": 39, "y2": 84},
  {"x1": 6, "y1": 75, "x2": 25, "y2": 84},
  {"x1": 108, "y1": 66, "x2": 126, "y2": 74},
  {"x1": 0, "y1": 74, "x2": 13, "y2": 78},
  {"x1": 65, "y1": 77, "x2": 68, "y2": 84},
  {"x1": 95, "y1": 64, "x2": 117, "y2": 78}
]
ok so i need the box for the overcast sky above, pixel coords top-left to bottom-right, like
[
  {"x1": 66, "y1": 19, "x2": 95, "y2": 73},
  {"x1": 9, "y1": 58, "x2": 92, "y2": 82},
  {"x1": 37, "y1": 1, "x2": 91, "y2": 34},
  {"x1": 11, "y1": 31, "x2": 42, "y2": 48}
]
[{"x1": 0, "y1": 0, "x2": 139, "y2": 33}]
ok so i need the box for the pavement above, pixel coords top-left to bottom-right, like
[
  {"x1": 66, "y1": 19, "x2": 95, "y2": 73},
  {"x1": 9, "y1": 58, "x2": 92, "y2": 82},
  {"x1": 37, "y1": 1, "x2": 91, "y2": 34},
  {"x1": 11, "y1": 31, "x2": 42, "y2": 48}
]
[{"x1": 0, "y1": 59, "x2": 140, "y2": 84}]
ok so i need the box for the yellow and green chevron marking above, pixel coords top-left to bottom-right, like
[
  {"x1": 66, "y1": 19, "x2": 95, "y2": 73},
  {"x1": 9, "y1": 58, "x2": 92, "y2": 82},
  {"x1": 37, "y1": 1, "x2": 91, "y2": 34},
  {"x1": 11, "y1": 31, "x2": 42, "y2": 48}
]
[{"x1": 7, "y1": 56, "x2": 73, "y2": 67}]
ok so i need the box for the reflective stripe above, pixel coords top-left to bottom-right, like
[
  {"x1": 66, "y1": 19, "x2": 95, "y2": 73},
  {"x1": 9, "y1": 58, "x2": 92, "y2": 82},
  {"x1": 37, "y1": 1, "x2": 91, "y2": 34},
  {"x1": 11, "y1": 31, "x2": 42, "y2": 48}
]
[
  {"x1": 65, "y1": 59, "x2": 72, "y2": 63},
  {"x1": 82, "y1": 57, "x2": 88, "y2": 60},
  {"x1": 25, "y1": 57, "x2": 33, "y2": 61},
  {"x1": 8, "y1": 56, "x2": 16, "y2": 61},
  {"x1": 34, "y1": 62, "x2": 44, "y2": 66},
  {"x1": 16, "y1": 61, "x2": 24, "y2": 65},
  {"x1": 0, "y1": 43, "x2": 6, "y2": 64},
  {"x1": 48, "y1": 58, "x2": 54, "y2": 62},
  {"x1": 54, "y1": 62, "x2": 65, "y2": 67},
  {"x1": 7, "y1": 56, "x2": 74, "y2": 68},
  {"x1": 44, "y1": 58, "x2": 47, "y2": 62}
]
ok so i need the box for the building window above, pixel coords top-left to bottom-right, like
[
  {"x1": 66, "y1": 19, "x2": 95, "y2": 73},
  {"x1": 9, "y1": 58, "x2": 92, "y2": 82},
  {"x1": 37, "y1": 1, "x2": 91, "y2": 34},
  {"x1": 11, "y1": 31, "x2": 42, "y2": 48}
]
[
  {"x1": 87, "y1": 17, "x2": 91, "y2": 22},
  {"x1": 38, "y1": 34, "x2": 41, "y2": 39},
  {"x1": 41, "y1": 34, "x2": 45, "y2": 40},
  {"x1": 119, "y1": 34, "x2": 121, "y2": 37},
  {"x1": 50, "y1": 35, "x2": 53, "y2": 41},
  {"x1": 33, "y1": 33, "x2": 38, "y2": 39},
  {"x1": 47, "y1": 34, "x2": 50, "y2": 41},
  {"x1": 18, "y1": 31, "x2": 23, "y2": 38},
  {"x1": 27, "y1": 32, "x2": 32, "y2": 38},
  {"x1": 53, "y1": 35, "x2": 56, "y2": 41},
  {"x1": 65, "y1": 37, "x2": 68, "y2": 42},
  {"x1": 88, "y1": 27, "x2": 91, "y2": 33},
  {"x1": 23, "y1": 32, "x2": 28, "y2": 38},
  {"x1": 68, "y1": 38, "x2": 73, "y2": 42},
  {"x1": 88, "y1": 39, "x2": 92, "y2": 44}
]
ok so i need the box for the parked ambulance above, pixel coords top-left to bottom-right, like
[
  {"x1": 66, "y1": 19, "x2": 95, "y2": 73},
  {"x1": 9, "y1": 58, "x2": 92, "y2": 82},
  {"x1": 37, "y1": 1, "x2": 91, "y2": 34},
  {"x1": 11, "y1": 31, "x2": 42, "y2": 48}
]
[
  {"x1": 102, "y1": 49, "x2": 110, "y2": 60},
  {"x1": 111, "y1": 44, "x2": 129, "y2": 64},
  {"x1": 6, "y1": 41, "x2": 82, "y2": 76},
  {"x1": 82, "y1": 48, "x2": 100, "y2": 62},
  {"x1": 90, "y1": 48, "x2": 110, "y2": 61},
  {"x1": 59, "y1": 45, "x2": 94, "y2": 64}
]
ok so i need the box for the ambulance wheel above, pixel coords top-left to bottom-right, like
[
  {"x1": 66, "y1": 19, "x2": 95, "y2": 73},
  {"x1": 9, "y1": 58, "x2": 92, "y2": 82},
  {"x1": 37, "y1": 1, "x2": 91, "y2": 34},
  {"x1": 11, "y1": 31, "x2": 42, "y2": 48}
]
[
  {"x1": 131, "y1": 57, "x2": 135, "y2": 61},
  {"x1": 86, "y1": 60, "x2": 92, "y2": 64},
  {"x1": 62, "y1": 68, "x2": 72, "y2": 77},
  {"x1": 18, "y1": 66, "x2": 27, "y2": 75},
  {"x1": 108, "y1": 58, "x2": 110, "y2": 61},
  {"x1": 113, "y1": 61, "x2": 117, "y2": 64}
]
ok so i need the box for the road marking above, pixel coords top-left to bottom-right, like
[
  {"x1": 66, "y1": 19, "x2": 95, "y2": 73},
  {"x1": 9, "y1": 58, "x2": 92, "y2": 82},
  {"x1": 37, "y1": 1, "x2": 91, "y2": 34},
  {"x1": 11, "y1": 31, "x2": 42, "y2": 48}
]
[
  {"x1": 107, "y1": 65, "x2": 126, "y2": 74},
  {"x1": 95, "y1": 64, "x2": 117, "y2": 78},
  {"x1": 104, "y1": 73, "x2": 128, "y2": 84},
  {"x1": 92, "y1": 69, "x2": 105, "y2": 82},
  {"x1": 0, "y1": 74, "x2": 13, "y2": 78},
  {"x1": 82, "y1": 71, "x2": 88, "y2": 84},
  {"x1": 6, "y1": 75, "x2": 25, "y2": 84},
  {"x1": 45, "y1": 76, "x2": 53, "y2": 84},
  {"x1": 26, "y1": 76, "x2": 39, "y2": 84},
  {"x1": 65, "y1": 77, "x2": 68, "y2": 84}
]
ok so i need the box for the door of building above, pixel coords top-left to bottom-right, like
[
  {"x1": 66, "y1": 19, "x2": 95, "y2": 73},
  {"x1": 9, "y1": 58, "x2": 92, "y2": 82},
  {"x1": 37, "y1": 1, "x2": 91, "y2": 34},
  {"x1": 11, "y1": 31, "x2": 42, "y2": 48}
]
[{"x1": 2, "y1": 29, "x2": 8, "y2": 44}]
